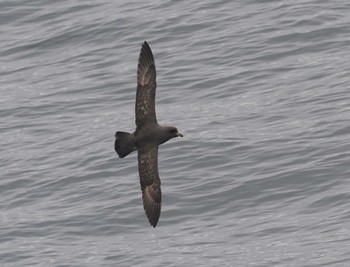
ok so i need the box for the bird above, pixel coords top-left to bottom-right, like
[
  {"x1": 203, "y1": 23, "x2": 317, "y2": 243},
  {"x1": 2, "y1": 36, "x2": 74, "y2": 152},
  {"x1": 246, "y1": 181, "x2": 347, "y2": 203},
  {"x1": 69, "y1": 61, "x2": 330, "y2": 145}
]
[{"x1": 114, "y1": 41, "x2": 183, "y2": 227}]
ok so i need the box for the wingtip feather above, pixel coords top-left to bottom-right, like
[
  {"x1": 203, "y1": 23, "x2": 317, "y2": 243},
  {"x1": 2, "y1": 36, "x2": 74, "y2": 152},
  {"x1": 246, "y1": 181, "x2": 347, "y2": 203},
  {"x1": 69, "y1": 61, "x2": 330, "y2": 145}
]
[{"x1": 142, "y1": 186, "x2": 161, "y2": 227}]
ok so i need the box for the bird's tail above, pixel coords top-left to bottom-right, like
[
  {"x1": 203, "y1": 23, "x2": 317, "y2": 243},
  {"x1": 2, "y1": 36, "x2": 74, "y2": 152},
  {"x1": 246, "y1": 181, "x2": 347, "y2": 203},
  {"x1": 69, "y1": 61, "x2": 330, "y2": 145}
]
[{"x1": 115, "y1": 131, "x2": 137, "y2": 158}]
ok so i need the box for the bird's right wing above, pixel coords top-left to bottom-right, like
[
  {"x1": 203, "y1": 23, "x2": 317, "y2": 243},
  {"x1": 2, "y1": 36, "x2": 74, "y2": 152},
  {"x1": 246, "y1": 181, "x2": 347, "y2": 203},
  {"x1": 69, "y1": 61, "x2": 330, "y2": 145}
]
[
  {"x1": 138, "y1": 145, "x2": 161, "y2": 227},
  {"x1": 135, "y1": 41, "x2": 157, "y2": 128}
]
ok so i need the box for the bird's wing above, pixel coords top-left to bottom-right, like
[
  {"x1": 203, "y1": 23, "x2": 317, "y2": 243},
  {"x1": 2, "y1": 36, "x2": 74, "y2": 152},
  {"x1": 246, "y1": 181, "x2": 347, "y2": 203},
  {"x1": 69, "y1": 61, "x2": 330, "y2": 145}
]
[
  {"x1": 138, "y1": 145, "x2": 161, "y2": 227},
  {"x1": 135, "y1": 41, "x2": 157, "y2": 128}
]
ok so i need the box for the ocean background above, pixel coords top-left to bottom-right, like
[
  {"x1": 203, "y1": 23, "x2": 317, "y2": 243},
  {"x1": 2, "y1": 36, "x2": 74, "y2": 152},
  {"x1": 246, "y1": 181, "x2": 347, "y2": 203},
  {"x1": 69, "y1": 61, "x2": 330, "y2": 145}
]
[{"x1": 1, "y1": 0, "x2": 350, "y2": 266}]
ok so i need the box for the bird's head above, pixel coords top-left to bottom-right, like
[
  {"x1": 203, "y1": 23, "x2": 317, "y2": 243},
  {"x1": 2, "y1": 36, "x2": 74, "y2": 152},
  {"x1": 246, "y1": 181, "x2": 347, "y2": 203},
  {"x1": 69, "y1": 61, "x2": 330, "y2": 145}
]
[
  {"x1": 156, "y1": 126, "x2": 183, "y2": 145},
  {"x1": 167, "y1": 126, "x2": 183, "y2": 139}
]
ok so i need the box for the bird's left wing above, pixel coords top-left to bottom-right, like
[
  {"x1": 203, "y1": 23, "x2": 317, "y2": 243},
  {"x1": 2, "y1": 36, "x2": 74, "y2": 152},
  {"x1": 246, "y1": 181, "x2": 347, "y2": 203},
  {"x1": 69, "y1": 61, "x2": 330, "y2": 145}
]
[{"x1": 135, "y1": 41, "x2": 157, "y2": 128}]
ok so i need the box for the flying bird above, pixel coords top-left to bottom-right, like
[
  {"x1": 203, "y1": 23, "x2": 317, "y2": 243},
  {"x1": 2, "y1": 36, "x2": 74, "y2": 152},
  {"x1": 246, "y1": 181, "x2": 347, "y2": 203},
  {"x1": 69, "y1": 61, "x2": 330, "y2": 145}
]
[{"x1": 115, "y1": 41, "x2": 183, "y2": 227}]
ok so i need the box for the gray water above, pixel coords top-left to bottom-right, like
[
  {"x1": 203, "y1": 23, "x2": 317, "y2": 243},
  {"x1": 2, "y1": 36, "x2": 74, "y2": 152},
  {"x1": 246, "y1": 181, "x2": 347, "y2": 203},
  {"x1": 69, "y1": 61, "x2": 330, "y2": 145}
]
[{"x1": 1, "y1": 0, "x2": 350, "y2": 266}]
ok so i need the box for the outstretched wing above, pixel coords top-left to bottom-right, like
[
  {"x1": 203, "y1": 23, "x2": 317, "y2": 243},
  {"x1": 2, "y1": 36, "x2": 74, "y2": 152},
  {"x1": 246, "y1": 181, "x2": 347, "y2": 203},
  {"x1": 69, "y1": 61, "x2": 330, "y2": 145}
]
[
  {"x1": 138, "y1": 145, "x2": 161, "y2": 227},
  {"x1": 135, "y1": 41, "x2": 157, "y2": 128}
]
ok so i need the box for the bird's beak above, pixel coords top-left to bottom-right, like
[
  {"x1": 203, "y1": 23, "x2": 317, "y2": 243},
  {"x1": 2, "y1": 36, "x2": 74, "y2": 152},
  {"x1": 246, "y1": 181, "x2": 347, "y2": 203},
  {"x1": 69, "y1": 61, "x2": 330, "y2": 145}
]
[{"x1": 176, "y1": 132, "x2": 183, "y2": 138}]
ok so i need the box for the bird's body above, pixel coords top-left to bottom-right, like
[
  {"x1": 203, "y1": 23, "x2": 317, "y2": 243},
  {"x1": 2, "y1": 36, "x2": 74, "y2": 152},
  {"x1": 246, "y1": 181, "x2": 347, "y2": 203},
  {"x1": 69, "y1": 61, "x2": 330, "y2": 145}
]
[{"x1": 115, "y1": 41, "x2": 183, "y2": 227}]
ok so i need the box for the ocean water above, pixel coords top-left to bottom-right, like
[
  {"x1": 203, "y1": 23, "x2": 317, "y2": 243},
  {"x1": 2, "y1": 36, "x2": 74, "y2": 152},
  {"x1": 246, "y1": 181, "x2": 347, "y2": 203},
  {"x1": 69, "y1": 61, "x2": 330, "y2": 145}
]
[{"x1": 1, "y1": 0, "x2": 350, "y2": 266}]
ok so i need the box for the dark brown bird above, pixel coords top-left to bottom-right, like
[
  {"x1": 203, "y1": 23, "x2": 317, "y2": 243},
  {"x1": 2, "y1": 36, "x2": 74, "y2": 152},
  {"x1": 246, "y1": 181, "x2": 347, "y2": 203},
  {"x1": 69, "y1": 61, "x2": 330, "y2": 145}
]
[{"x1": 115, "y1": 41, "x2": 183, "y2": 227}]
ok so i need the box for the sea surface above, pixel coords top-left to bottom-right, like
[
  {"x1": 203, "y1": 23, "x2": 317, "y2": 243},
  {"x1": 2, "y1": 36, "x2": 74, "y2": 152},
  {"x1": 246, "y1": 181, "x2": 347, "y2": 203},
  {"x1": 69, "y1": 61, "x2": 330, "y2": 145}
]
[{"x1": 1, "y1": 0, "x2": 350, "y2": 266}]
